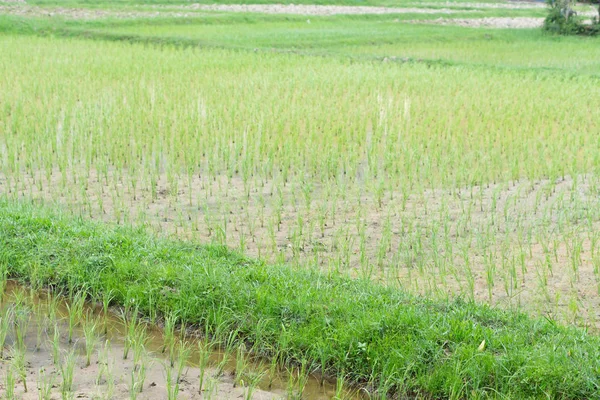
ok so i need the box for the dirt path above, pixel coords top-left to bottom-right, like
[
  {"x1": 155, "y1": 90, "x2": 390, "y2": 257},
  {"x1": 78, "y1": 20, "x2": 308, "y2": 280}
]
[
  {"x1": 0, "y1": 4, "x2": 207, "y2": 20},
  {"x1": 0, "y1": 3, "x2": 471, "y2": 20},
  {"x1": 407, "y1": 1, "x2": 546, "y2": 9},
  {"x1": 410, "y1": 9, "x2": 596, "y2": 28},
  {"x1": 177, "y1": 3, "x2": 469, "y2": 15},
  {"x1": 0, "y1": 0, "x2": 595, "y2": 20},
  {"x1": 411, "y1": 16, "x2": 545, "y2": 28}
]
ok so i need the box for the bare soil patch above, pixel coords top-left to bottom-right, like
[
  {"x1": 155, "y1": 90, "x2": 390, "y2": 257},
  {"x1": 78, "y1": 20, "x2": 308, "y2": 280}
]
[
  {"x1": 410, "y1": 16, "x2": 544, "y2": 28},
  {"x1": 0, "y1": 3, "x2": 472, "y2": 20},
  {"x1": 410, "y1": 12, "x2": 596, "y2": 28},
  {"x1": 3, "y1": 169, "x2": 600, "y2": 329},
  {"x1": 409, "y1": 1, "x2": 546, "y2": 9},
  {"x1": 177, "y1": 3, "x2": 469, "y2": 15},
  {"x1": 0, "y1": 4, "x2": 210, "y2": 20}
]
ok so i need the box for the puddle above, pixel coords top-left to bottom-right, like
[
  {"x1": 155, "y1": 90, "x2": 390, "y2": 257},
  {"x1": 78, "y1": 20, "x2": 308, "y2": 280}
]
[{"x1": 0, "y1": 281, "x2": 356, "y2": 399}]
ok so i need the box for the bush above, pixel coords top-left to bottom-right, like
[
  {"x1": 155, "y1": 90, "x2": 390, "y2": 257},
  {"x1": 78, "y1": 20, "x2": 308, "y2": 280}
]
[
  {"x1": 543, "y1": 0, "x2": 600, "y2": 35},
  {"x1": 544, "y1": 0, "x2": 583, "y2": 34}
]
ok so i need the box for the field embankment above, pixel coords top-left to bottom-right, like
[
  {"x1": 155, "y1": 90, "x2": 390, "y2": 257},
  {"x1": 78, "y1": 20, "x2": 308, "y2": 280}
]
[{"x1": 2, "y1": 200, "x2": 600, "y2": 398}]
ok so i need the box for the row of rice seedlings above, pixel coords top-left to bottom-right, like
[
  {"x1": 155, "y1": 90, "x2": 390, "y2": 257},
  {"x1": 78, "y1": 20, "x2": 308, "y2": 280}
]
[
  {"x1": 7, "y1": 159, "x2": 600, "y2": 323},
  {"x1": 0, "y1": 282, "x2": 335, "y2": 399},
  {"x1": 4, "y1": 37, "x2": 600, "y2": 329},
  {"x1": 2, "y1": 45, "x2": 595, "y2": 186}
]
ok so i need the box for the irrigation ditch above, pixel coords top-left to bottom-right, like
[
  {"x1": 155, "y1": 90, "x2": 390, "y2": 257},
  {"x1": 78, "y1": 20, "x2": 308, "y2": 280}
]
[{"x1": 0, "y1": 279, "x2": 349, "y2": 399}]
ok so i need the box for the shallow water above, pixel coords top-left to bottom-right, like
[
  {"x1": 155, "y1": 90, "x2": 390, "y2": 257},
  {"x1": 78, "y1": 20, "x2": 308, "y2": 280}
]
[{"x1": 0, "y1": 280, "x2": 357, "y2": 399}]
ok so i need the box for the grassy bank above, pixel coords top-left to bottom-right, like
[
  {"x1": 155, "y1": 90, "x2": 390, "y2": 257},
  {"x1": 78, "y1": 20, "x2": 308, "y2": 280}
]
[
  {"x1": 1, "y1": 199, "x2": 600, "y2": 398},
  {"x1": 2, "y1": 11, "x2": 599, "y2": 76}
]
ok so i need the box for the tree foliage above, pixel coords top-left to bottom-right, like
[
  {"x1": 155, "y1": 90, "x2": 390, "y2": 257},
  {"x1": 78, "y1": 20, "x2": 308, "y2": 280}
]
[{"x1": 544, "y1": 0, "x2": 600, "y2": 35}]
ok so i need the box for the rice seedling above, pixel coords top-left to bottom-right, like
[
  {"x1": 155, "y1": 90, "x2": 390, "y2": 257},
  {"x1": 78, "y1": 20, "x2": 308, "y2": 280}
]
[
  {"x1": 173, "y1": 339, "x2": 192, "y2": 392},
  {"x1": 163, "y1": 360, "x2": 177, "y2": 400},
  {"x1": 101, "y1": 289, "x2": 114, "y2": 335},
  {"x1": 10, "y1": 345, "x2": 28, "y2": 392},
  {"x1": 286, "y1": 366, "x2": 299, "y2": 399},
  {"x1": 132, "y1": 326, "x2": 149, "y2": 367},
  {"x1": 66, "y1": 291, "x2": 86, "y2": 344},
  {"x1": 37, "y1": 367, "x2": 54, "y2": 400},
  {"x1": 0, "y1": 267, "x2": 7, "y2": 304},
  {"x1": 162, "y1": 311, "x2": 177, "y2": 354},
  {"x1": 197, "y1": 340, "x2": 212, "y2": 394},
  {"x1": 45, "y1": 290, "x2": 61, "y2": 327},
  {"x1": 83, "y1": 312, "x2": 99, "y2": 367},
  {"x1": 51, "y1": 323, "x2": 61, "y2": 366},
  {"x1": 334, "y1": 372, "x2": 347, "y2": 400},
  {"x1": 121, "y1": 306, "x2": 139, "y2": 360},
  {"x1": 297, "y1": 359, "x2": 311, "y2": 397},
  {"x1": 284, "y1": 359, "x2": 311, "y2": 400},
  {"x1": 125, "y1": 325, "x2": 151, "y2": 394},
  {"x1": 34, "y1": 304, "x2": 48, "y2": 352},
  {"x1": 267, "y1": 349, "x2": 280, "y2": 389},
  {"x1": 233, "y1": 343, "x2": 249, "y2": 388},
  {"x1": 215, "y1": 331, "x2": 237, "y2": 377},
  {"x1": 60, "y1": 347, "x2": 77, "y2": 395},
  {"x1": 244, "y1": 369, "x2": 267, "y2": 400},
  {"x1": 5, "y1": 362, "x2": 16, "y2": 399},
  {"x1": 135, "y1": 353, "x2": 149, "y2": 394},
  {"x1": 203, "y1": 376, "x2": 218, "y2": 400},
  {"x1": 103, "y1": 377, "x2": 115, "y2": 400},
  {"x1": 0, "y1": 307, "x2": 13, "y2": 358},
  {"x1": 95, "y1": 340, "x2": 116, "y2": 399},
  {"x1": 13, "y1": 300, "x2": 31, "y2": 352},
  {"x1": 96, "y1": 339, "x2": 111, "y2": 385}
]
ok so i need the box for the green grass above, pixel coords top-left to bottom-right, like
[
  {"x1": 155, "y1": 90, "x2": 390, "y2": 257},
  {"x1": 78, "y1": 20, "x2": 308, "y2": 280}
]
[
  {"x1": 2, "y1": 199, "x2": 600, "y2": 398},
  {"x1": 87, "y1": 18, "x2": 600, "y2": 73},
  {"x1": 3, "y1": 10, "x2": 599, "y2": 76}
]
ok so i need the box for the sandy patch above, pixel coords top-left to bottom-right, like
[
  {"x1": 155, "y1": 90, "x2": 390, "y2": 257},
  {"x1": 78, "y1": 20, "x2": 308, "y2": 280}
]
[
  {"x1": 0, "y1": 1, "x2": 595, "y2": 21},
  {"x1": 411, "y1": 11, "x2": 597, "y2": 28},
  {"x1": 0, "y1": 3, "x2": 473, "y2": 20},
  {"x1": 409, "y1": 1, "x2": 547, "y2": 8},
  {"x1": 176, "y1": 3, "x2": 470, "y2": 15},
  {"x1": 0, "y1": 5, "x2": 210, "y2": 20},
  {"x1": 410, "y1": 16, "x2": 545, "y2": 27}
]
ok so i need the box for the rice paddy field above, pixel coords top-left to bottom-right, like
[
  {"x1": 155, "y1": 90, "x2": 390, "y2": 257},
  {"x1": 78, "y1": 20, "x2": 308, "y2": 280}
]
[{"x1": 2, "y1": 0, "x2": 600, "y2": 398}]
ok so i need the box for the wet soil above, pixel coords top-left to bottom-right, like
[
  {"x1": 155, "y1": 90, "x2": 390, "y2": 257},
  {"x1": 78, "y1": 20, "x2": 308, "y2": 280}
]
[
  {"x1": 3, "y1": 168, "x2": 600, "y2": 330},
  {"x1": 0, "y1": 282, "x2": 344, "y2": 399}
]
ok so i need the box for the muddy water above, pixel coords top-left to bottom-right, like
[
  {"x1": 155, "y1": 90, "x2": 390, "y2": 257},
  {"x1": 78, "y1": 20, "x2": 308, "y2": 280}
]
[{"x1": 0, "y1": 281, "x2": 357, "y2": 399}]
